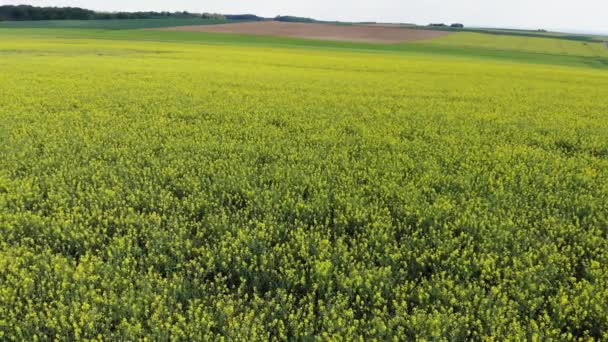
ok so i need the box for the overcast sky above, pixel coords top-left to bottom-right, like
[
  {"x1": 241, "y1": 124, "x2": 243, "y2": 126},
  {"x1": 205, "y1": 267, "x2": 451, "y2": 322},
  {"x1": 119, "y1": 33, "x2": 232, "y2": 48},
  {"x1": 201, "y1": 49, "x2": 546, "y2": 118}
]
[{"x1": 4, "y1": 0, "x2": 607, "y2": 34}]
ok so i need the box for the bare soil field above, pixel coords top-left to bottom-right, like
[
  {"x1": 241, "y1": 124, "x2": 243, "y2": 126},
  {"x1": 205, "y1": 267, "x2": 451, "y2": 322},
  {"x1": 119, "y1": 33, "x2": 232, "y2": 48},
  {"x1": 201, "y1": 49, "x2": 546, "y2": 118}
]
[{"x1": 153, "y1": 21, "x2": 451, "y2": 43}]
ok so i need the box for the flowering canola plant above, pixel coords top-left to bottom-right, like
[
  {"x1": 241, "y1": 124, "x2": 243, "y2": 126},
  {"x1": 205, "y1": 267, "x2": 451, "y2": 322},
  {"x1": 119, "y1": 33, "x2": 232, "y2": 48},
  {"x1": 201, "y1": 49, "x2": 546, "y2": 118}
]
[{"x1": 0, "y1": 35, "x2": 607, "y2": 340}]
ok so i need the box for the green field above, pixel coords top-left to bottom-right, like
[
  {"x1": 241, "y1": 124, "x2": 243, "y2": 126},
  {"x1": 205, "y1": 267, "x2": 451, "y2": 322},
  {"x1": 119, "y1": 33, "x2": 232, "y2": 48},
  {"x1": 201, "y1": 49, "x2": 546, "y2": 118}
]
[
  {"x1": 0, "y1": 18, "x2": 237, "y2": 29},
  {"x1": 430, "y1": 32, "x2": 608, "y2": 57},
  {"x1": 479, "y1": 28, "x2": 605, "y2": 41},
  {"x1": 422, "y1": 26, "x2": 607, "y2": 43},
  {"x1": 1, "y1": 28, "x2": 607, "y2": 340}
]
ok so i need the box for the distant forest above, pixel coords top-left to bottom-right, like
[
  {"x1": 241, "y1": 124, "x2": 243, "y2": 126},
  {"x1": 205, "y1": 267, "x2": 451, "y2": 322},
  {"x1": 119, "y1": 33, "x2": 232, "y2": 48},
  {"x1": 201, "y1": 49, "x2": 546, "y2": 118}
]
[
  {"x1": 0, "y1": 5, "x2": 324, "y2": 22},
  {"x1": 0, "y1": 5, "x2": 225, "y2": 21}
]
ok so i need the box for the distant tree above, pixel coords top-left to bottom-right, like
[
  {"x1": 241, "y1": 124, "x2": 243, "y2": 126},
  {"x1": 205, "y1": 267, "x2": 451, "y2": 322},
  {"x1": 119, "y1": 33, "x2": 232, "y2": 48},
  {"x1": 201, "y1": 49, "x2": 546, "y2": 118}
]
[
  {"x1": 224, "y1": 14, "x2": 265, "y2": 21},
  {"x1": 450, "y1": 23, "x2": 464, "y2": 28},
  {"x1": 274, "y1": 15, "x2": 316, "y2": 23},
  {"x1": 202, "y1": 12, "x2": 226, "y2": 20},
  {"x1": 428, "y1": 23, "x2": 447, "y2": 27}
]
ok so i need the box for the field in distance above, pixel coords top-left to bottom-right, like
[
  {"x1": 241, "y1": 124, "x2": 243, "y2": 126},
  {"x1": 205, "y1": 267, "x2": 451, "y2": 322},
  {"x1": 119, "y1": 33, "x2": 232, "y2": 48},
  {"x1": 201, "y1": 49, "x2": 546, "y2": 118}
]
[
  {"x1": 2, "y1": 25, "x2": 606, "y2": 69},
  {"x1": 0, "y1": 25, "x2": 607, "y2": 340},
  {"x1": 154, "y1": 21, "x2": 452, "y2": 43},
  {"x1": 0, "y1": 17, "x2": 237, "y2": 29}
]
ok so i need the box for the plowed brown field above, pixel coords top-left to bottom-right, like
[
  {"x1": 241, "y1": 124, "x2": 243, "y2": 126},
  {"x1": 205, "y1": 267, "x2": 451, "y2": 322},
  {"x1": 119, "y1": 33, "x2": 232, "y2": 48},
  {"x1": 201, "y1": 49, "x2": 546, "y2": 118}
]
[{"x1": 153, "y1": 21, "x2": 451, "y2": 43}]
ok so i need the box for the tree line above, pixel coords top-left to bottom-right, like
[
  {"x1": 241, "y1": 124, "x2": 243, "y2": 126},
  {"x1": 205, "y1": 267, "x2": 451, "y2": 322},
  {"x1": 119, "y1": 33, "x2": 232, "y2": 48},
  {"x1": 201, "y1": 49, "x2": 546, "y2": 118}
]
[
  {"x1": 0, "y1": 5, "x2": 203, "y2": 21},
  {"x1": 0, "y1": 5, "x2": 294, "y2": 23}
]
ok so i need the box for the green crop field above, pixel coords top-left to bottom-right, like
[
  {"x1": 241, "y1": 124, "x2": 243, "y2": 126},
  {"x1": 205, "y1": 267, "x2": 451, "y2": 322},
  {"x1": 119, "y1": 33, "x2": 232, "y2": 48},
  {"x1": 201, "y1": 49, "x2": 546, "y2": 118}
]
[
  {"x1": 429, "y1": 32, "x2": 608, "y2": 57},
  {"x1": 0, "y1": 18, "x2": 236, "y2": 29},
  {"x1": 1, "y1": 28, "x2": 607, "y2": 340}
]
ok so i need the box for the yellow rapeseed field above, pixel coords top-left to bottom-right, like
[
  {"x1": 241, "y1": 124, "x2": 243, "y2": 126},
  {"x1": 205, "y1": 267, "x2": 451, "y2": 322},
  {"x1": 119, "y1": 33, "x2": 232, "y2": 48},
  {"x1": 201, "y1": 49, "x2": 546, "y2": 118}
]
[{"x1": 1, "y1": 33, "x2": 607, "y2": 340}]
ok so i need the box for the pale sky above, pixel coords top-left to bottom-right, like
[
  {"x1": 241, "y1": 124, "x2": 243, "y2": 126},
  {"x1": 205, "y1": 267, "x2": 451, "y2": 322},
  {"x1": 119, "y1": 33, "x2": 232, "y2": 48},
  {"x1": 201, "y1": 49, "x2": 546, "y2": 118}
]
[{"x1": 4, "y1": 0, "x2": 608, "y2": 34}]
